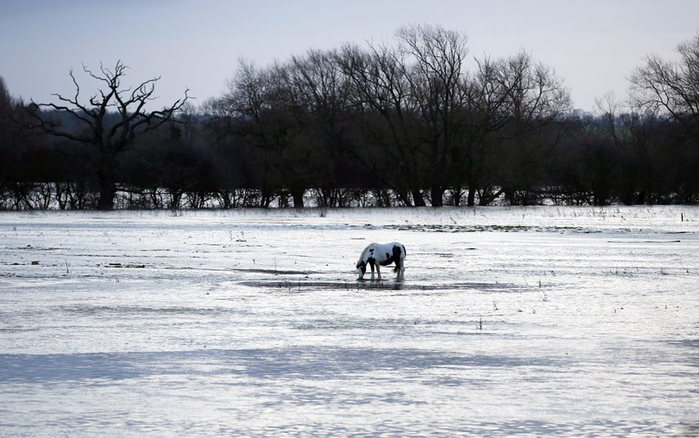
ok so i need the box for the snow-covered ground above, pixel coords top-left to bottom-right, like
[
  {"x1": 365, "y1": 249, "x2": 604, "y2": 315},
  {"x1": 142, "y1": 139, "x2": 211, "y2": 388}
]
[{"x1": 1, "y1": 206, "x2": 698, "y2": 436}]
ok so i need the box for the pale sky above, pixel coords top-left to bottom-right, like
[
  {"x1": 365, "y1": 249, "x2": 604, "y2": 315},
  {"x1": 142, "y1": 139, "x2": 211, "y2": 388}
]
[{"x1": 1, "y1": 0, "x2": 698, "y2": 112}]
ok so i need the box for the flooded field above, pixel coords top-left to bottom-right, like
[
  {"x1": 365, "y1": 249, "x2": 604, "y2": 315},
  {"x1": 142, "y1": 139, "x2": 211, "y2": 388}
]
[{"x1": 1, "y1": 207, "x2": 698, "y2": 436}]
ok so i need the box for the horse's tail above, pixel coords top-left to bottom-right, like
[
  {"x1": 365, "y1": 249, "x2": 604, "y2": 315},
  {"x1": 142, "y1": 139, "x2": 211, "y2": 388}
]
[{"x1": 392, "y1": 244, "x2": 404, "y2": 273}]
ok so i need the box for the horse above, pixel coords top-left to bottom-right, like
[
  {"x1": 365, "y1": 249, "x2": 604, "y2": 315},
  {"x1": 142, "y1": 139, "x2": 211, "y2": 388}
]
[{"x1": 356, "y1": 242, "x2": 406, "y2": 280}]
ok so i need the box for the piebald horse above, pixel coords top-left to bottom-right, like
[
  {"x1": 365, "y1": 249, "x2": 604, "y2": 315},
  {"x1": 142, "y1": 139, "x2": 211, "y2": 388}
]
[{"x1": 356, "y1": 242, "x2": 406, "y2": 280}]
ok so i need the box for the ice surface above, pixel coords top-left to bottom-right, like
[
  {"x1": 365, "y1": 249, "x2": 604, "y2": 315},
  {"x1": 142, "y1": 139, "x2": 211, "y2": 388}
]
[{"x1": 1, "y1": 206, "x2": 698, "y2": 436}]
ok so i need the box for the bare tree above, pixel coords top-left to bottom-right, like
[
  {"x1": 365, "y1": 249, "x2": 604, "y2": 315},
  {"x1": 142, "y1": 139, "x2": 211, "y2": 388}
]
[
  {"x1": 629, "y1": 32, "x2": 699, "y2": 205},
  {"x1": 491, "y1": 51, "x2": 571, "y2": 204},
  {"x1": 597, "y1": 92, "x2": 673, "y2": 204},
  {"x1": 0, "y1": 75, "x2": 15, "y2": 207},
  {"x1": 213, "y1": 60, "x2": 285, "y2": 207},
  {"x1": 335, "y1": 42, "x2": 427, "y2": 206},
  {"x1": 455, "y1": 55, "x2": 509, "y2": 206},
  {"x1": 0, "y1": 75, "x2": 13, "y2": 149},
  {"x1": 288, "y1": 50, "x2": 355, "y2": 206},
  {"x1": 629, "y1": 32, "x2": 699, "y2": 135},
  {"x1": 396, "y1": 23, "x2": 470, "y2": 206},
  {"x1": 0, "y1": 75, "x2": 11, "y2": 119},
  {"x1": 26, "y1": 61, "x2": 189, "y2": 210}
]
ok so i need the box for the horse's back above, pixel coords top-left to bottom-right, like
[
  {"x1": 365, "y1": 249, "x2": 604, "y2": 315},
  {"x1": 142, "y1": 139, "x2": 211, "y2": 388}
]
[
  {"x1": 363, "y1": 242, "x2": 405, "y2": 262},
  {"x1": 377, "y1": 241, "x2": 401, "y2": 250},
  {"x1": 380, "y1": 242, "x2": 406, "y2": 262}
]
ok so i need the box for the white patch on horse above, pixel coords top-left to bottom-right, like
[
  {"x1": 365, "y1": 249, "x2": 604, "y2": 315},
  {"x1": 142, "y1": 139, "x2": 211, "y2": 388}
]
[{"x1": 356, "y1": 242, "x2": 406, "y2": 280}]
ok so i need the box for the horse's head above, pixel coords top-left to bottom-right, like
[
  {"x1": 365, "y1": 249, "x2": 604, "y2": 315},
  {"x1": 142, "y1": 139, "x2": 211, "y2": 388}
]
[{"x1": 356, "y1": 260, "x2": 367, "y2": 279}]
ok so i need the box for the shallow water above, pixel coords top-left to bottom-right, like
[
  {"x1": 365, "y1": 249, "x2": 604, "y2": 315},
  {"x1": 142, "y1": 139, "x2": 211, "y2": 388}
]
[{"x1": 1, "y1": 207, "x2": 698, "y2": 436}]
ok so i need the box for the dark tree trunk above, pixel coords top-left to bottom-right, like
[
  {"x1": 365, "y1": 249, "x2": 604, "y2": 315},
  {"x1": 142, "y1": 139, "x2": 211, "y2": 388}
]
[
  {"x1": 96, "y1": 150, "x2": 117, "y2": 210},
  {"x1": 431, "y1": 186, "x2": 445, "y2": 207},
  {"x1": 97, "y1": 172, "x2": 117, "y2": 210},
  {"x1": 291, "y1": 187, "x2": 305, "y2": 208},
  {"x1": 467, "y1": 182, "x2": 477, "y2": 207},
  {"x1": 412, "y1": 188, "x2": 426, "y2": 207}
]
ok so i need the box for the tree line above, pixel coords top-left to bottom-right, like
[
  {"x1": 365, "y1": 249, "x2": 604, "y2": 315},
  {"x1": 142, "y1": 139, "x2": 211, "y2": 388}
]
[{"x1": 1, "y1": 25, "x2": 698, "y2": 210}]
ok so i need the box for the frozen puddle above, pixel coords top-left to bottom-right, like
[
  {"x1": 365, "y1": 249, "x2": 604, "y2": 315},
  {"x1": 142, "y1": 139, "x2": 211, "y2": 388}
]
[{"x1": 1, "y1": 207, "x2": 698, "y2": 436}]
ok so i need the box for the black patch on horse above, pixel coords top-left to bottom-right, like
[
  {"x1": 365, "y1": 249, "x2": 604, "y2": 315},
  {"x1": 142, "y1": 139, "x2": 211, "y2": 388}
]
[
  {"x1": 380, "y1": 253, "x2": 394, "y2": 266},
  {"x1": 367, "y1": 257, "x2": 376, "y2": 269}
]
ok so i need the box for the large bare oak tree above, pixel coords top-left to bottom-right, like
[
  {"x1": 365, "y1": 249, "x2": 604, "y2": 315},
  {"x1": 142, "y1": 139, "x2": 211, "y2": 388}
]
[{"x1": 27, "y1": 61, "x2": 189, "y2": 209}]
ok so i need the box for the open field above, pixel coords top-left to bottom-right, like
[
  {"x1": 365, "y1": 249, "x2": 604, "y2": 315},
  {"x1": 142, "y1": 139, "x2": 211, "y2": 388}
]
[{"x1": 1, "y1": 207, "x2": 698, "y2": 436}]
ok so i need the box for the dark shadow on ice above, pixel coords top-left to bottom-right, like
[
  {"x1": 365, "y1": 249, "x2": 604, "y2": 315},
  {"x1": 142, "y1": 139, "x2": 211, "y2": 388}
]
[
  {"x1": 239, "y1": 279, "x2": 517, "y2": 292},
  {"x1": 0, "y1": 347, "x2": 561, "y2": 384},
  {"x1": 0, "y1": 350, "x2": 690, "y2": 436},
  {"x1": 0, "y1": 353, "x2": 144, "y2": 383}
]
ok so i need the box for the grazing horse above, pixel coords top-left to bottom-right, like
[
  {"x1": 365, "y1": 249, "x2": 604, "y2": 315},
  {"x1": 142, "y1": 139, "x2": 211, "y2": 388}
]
[{"x1": 356, "y1": 242, "x2": 406, "y2": 280}]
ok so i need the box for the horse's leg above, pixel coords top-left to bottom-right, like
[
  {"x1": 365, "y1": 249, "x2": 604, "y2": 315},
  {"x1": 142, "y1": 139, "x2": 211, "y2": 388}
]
[
  {"x1": 376, "y1": 263, "x2": 381, "y2": 280},
  {"x1": 370, "y1": 261, "x2": 375, "y2": 280},
  {"x1": 400, "y1": 253, "x2": 406, "y2": 279},
  {"x1": 392, "y1": 245, "x2": 405, "y2": 280}
]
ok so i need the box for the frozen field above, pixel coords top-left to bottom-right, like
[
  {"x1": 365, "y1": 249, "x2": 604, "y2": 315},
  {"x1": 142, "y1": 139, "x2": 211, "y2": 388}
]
[{"x1": 1, "y1": 206, "x2": 698, "y2": 436}]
